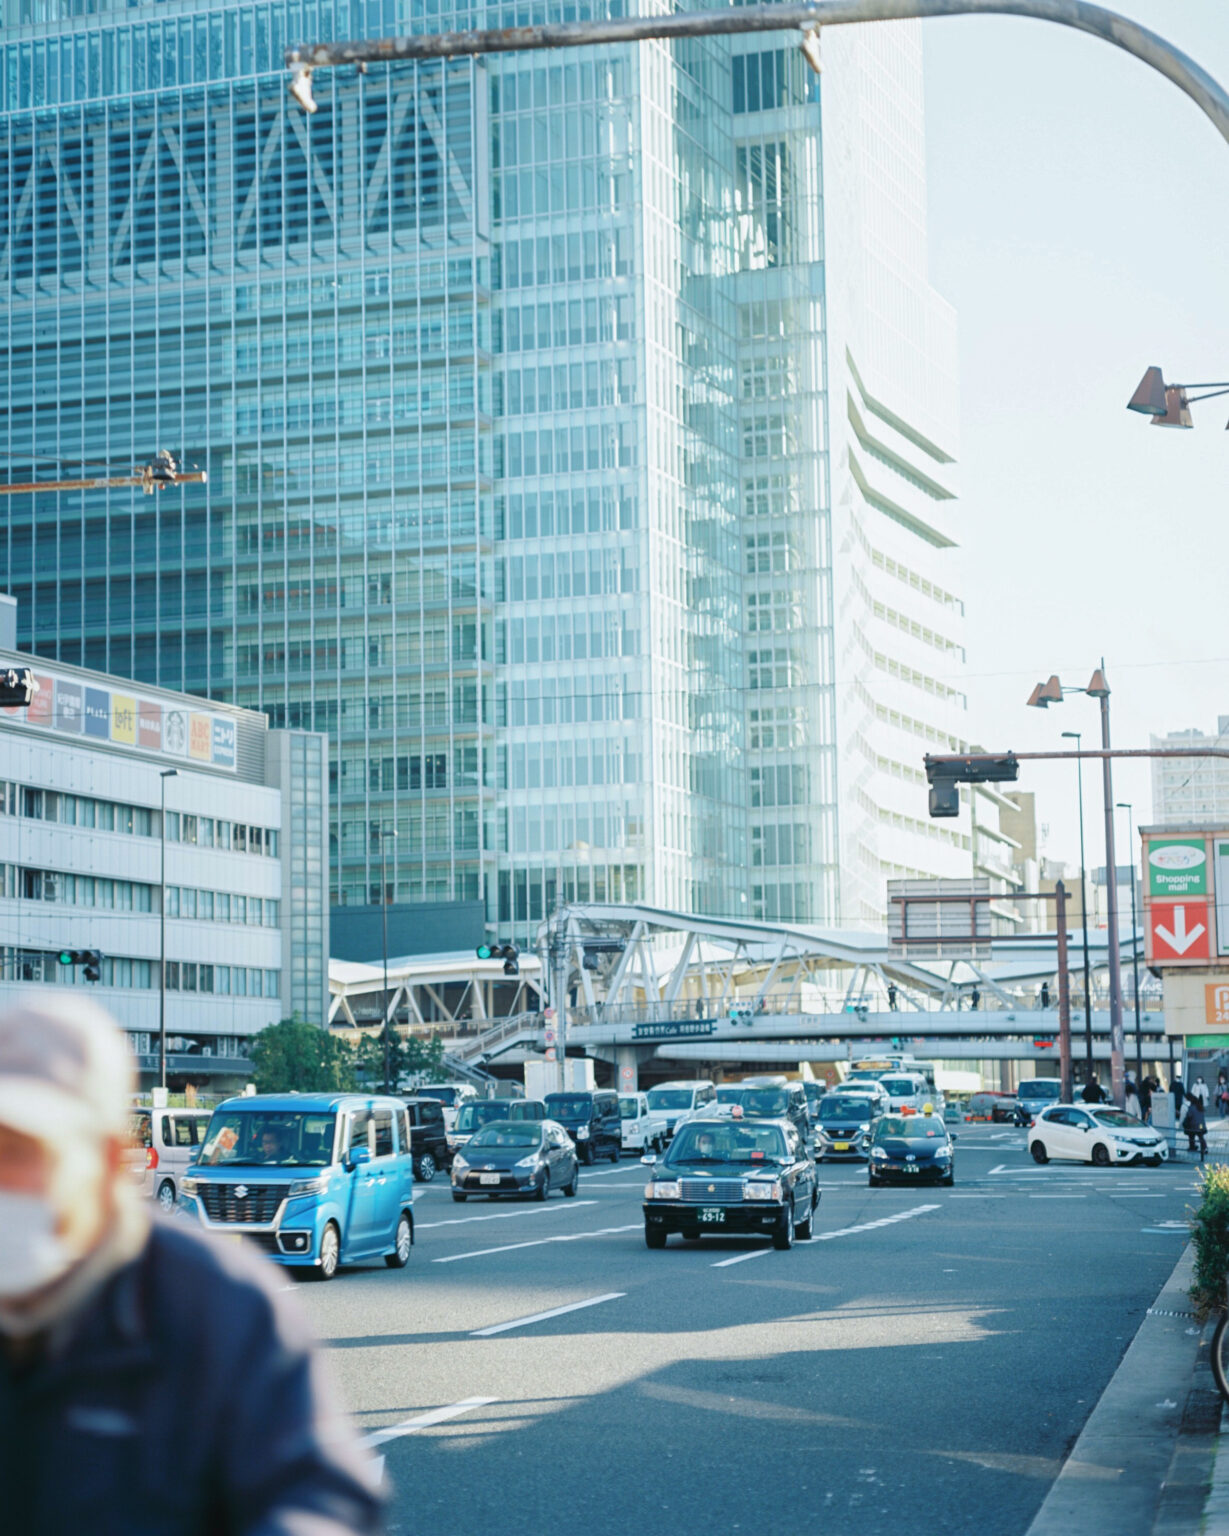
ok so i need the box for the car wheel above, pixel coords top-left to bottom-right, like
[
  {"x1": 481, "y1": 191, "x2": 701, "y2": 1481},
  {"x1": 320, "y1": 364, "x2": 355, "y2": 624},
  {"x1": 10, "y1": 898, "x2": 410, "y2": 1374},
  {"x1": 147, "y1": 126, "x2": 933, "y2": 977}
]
[
  {"x1": 645, "y1": 1223, "x2": 667, "y2": 1249},
  {"x1": 385, "y1": 1212, "x2": 413, "y2": 1269},
  {"x1": 580, "y1": 1145, "x2": 594, "y2": 1166},
  {"x1": 452, "y1": 1191, "x2": 467, "y2": 1203},
  {"x1": 772, "y1": 1202, "x2": 795, "y2": 1251},
  {"x1": 796, "y1": 1191, "x2": 816, "y2": 1241},
  {"x1": 535, "y1": 1170, "x2": 550, "y2": 1201},
  {"x1": 314, "y1": 1221, "x2": 341, "y2": 1281},
  {"x1": 156, "y1": 1179, "x2": 176, "y2": 1212},
  {"x1": 1091, "y1": 1142, "x2": 1111, "y2": 1167},
  {"x1": 563, "y1": 1167, "x2": 579, "y2": 1197},
  {"x1": 416, "y1": 1152, "x2": 437, "y2": 1184},
  {"x1": 1030, "y1": 1140, "x2": 1049, "y2": 1165}
]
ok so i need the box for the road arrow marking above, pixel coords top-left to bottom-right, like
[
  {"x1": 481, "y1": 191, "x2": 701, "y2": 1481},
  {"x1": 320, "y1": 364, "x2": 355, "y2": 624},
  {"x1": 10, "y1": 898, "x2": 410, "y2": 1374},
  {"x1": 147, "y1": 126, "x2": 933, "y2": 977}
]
[{"x1": 1155, "y1": 905, "x2": 1206, "y2": 955}]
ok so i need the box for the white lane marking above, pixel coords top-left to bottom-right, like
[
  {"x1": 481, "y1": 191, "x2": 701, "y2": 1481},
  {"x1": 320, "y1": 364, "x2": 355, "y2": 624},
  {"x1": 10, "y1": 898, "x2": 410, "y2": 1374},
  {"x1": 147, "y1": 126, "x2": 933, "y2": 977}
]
[
  {"x1": 471, "y1": 1292, "x2": 625, "y2": 1337},
  {"x1": 1028, "y1": 1195, "x2": 1085, "y2": 1200},
  {"x1": 950, "y1": 1194, "x2": 1005, "y2": 1199},
  {"x1": 359, "y1": 1396, "x2": 498, "y2": 1450},
  {"x1": 371, "y1": 1455, "x2": 385, "y2": 1485},
  {"x1": 711, "y1": 1204, "x2": 940, "y2": 1268},
  {"x1": 1111, "y1": 1193, "x2": 1167, "y2": 1198},
  {"x1": 432, "y1": 1224, "x2": 641, "y2": 1263},
  {"x1": 417, "y1": 1201, "x2": 597, "y2": 1229},
  {"x1": 573, "y1": 1164, "x2": 637, "y2": 1178}
]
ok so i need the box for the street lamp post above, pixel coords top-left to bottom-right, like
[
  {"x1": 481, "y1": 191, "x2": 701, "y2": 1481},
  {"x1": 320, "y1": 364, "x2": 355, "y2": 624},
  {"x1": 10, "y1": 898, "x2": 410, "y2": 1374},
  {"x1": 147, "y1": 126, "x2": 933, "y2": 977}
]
[
  {"x1": 377, "y1": 823, "x2": 397, "y2": 1093},
  {"x1": 1060, "y1": 730, "x2": 1095, "y2": 1083},
  {"x1": 1117, "y1": 801, "x2": 1144, "y2": 1086},
  {"x1": 1027, "y1": 667, "x2": 1126, "y2": 1104},
  {"x1": 158, "y1": 769, "x2": 178, "y2": 1092}
]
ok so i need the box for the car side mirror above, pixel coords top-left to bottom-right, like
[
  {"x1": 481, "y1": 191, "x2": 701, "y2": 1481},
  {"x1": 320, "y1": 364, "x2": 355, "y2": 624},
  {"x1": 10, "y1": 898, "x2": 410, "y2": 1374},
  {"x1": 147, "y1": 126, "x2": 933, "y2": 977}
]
[
  {"x1": 640, "y1": 1153, "x2": 657, "y2": 1165},
  {"x1": 347, "y1": 1146, "x2": 372, "y2": 1169}
]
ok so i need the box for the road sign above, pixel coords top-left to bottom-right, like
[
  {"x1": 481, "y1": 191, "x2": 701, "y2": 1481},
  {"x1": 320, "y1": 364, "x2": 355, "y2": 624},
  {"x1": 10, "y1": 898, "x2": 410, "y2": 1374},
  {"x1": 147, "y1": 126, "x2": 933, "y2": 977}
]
[
  {"x1": 1149, "y1": 900, "x2": 1212, "y2": 963},
  {"x1": 1146, "y1": 837, "x2": 1209, "y2": 898},
  {"x1": 543, "y1": 1027, "x2": 556, "y2": 1046},
  {"x1": 1217, "y1": 841, "x2": 1229, "y2": 956},
  {"x1": 543, "y1": 1046, "x2": 556, "y2": 1061}
]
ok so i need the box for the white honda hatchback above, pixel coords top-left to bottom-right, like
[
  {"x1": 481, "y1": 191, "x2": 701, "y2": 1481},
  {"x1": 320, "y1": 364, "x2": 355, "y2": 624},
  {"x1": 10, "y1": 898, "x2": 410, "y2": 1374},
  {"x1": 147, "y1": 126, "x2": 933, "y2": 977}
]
[{"x1": 1028, "y1": 1104, "x2": 1168, "y2": 1167}]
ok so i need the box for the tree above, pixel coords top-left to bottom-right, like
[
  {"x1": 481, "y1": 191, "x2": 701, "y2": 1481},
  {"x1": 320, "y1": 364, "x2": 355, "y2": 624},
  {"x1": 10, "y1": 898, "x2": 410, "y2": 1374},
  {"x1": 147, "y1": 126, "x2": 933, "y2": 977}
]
[
  {"x1": 354, "y1": 1028, "x2": 447, "y2": 1091},
  {"x1": 248, "y1": 1015, "x2": 356, "y2": 1094}
]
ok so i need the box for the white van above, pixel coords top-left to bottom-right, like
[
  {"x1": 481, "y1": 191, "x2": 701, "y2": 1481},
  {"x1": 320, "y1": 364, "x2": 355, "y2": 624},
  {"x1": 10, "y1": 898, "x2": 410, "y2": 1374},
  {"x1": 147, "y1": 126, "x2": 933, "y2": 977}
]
[
  {"x1": 413, "y1": 1082, "x2": 480, "y2": 1131},
  {"x1": 645, "y1": 1080, "x2": 717, "y2": 1140},
  {"x1": 619, "y1": 1092, "x2": 669, "y2": 1154},
  {"x1": 878, "y1": 1072, "x2": 930, "y2": 1115},
  {"x1": 127, "y1": 1107, "x2": 214, "y2": 1209}
]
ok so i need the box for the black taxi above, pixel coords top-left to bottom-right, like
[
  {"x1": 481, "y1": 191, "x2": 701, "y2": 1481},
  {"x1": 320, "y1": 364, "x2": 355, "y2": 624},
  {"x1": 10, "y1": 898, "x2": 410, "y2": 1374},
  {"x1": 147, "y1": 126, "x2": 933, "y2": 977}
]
[{"x1": 642, "y1": 1111, "x2": 818, "y2": 1250}]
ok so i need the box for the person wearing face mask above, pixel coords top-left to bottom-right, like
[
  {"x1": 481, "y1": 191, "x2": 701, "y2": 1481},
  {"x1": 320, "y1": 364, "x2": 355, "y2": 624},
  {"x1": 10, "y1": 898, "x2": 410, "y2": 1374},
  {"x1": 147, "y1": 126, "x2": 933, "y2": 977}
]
[{"x1": 0, "y1": 992, "x2": 382, "y2": 1536}]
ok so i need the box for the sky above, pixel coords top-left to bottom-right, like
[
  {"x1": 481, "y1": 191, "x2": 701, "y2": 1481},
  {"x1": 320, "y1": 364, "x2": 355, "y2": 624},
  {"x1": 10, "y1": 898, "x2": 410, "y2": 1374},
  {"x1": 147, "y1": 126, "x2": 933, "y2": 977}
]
[{"x1": 920, "y1": 1, "x2": 1229, "y2": 873}]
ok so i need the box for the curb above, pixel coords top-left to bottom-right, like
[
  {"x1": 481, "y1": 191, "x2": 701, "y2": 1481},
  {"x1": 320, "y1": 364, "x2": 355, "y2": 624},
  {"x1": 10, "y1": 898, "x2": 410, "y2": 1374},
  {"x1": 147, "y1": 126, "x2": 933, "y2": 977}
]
[{"x1": 1025, "y1": 1243, "x2": 1204, "y2": 1536}]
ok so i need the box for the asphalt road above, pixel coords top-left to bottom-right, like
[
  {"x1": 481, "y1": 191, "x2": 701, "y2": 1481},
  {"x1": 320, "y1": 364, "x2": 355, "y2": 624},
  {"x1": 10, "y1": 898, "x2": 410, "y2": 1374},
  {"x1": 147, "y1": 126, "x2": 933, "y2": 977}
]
[{"x1": 289, "y1": 1126, "x2": 1199, "y2": 1536}]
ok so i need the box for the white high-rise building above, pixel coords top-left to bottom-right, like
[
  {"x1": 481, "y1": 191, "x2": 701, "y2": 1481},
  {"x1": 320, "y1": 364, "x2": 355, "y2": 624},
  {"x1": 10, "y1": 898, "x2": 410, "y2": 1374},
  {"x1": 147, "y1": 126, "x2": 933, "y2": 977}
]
[{"x1": 1152, "y1": 718, "x2": 1229, "y2": 824}]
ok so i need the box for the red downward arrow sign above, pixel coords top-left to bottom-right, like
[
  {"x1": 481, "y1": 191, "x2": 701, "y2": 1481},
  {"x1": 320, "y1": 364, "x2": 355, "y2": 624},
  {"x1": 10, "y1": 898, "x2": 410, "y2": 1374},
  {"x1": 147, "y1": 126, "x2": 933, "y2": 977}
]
[{"x1": 1155, "y1": 905, "x2": 1207, "y2": 956}]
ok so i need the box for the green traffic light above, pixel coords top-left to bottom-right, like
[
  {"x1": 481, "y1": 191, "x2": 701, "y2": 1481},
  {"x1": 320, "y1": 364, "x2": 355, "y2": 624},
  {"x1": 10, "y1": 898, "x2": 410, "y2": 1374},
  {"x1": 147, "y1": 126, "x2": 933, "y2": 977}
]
[
  {"x1": 476, "y1": 944, "x2": 493, "y2": 960},
  {"x1": 58, "y1": 950, "x2": 74, "y2": 966}
]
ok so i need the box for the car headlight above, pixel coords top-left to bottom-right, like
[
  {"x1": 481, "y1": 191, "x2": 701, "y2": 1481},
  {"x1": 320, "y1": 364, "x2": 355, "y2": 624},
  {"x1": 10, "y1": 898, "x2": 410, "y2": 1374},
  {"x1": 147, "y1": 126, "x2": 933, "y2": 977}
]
[
  {"x1": 645, "y1": 1180, "x2": 681, "y2": 1199},
  {"x1": 576, "y1": 1126, "x2": 590, "y2": 1139},
  {"x1": 179, "y1": 1176, "x2": 199, "y2": 1198},
  {"x1": 452, "y1": 1156, "x2": 469, "y2": 1175},
  {"x1": 288, "y1": 1175, "x2": 329, "y2": 1197},
  {"x1": 514, "y1": 1154, "x2": 541, "y2": 1169},
  {"x1": 932, "y1": 1148, "x2": 951, "y2": 1162},
  {"x1": 871, "y1": 1148, "x2": 888, "y2": 1161},
  {"x1": 744, "y1": 1180, "x2": 782, "y2": 1201}
]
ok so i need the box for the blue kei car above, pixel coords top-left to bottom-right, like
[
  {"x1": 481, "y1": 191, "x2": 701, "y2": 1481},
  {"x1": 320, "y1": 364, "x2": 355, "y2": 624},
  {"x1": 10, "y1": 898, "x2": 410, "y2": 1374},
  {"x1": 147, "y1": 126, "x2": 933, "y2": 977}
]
[{"x1": 178, "y1": 1093, "x2": 415, "y2": 1280}]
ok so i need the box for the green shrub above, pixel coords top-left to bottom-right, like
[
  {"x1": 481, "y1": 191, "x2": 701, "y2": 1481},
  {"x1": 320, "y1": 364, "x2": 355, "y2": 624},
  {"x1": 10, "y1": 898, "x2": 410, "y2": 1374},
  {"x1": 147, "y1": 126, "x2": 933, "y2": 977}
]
[{"x1": 1189, "y1": 1163, "x2": 1229, "y2": 1320}]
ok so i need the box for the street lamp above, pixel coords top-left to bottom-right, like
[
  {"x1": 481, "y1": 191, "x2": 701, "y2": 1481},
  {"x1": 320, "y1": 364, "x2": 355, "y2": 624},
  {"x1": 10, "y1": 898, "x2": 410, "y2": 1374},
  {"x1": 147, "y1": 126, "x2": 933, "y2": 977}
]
[
  {"x1": 1027, "y1": 665, "x2": 1126, "y2": 1105},
  {"x1": 1126, "y1": 366, "x2": 1229, "y2": 429},
  {"x1": 1057, "y1": 730, "x2": 1094, "y2": 1083},
  {"x1": 158, "y1": 769, "x2": 178, "y2": 1092},
  {"x1": 1116, "y1": 801, "x2": 1144, "y2": 1086}
]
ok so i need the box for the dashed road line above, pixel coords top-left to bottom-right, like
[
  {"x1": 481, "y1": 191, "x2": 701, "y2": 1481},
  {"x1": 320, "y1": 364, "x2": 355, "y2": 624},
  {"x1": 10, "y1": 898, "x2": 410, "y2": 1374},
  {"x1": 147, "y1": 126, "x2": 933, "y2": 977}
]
[
  {"x1": 711, "y1": 1204, "x2": 940, "y2": 1268},
  {"x1": 471, "y1": 1292, "x2": 625, "y2": 1336},
  {"x1": 359, "y1": 1397, "x2": 499, "y2": 1450},
  {"x1": 417, "y1": 1201, "x2": 597, "y2": 1229},
  {"x1": 432, "y1": 1224, "x2": 642, "y2": 1263}
]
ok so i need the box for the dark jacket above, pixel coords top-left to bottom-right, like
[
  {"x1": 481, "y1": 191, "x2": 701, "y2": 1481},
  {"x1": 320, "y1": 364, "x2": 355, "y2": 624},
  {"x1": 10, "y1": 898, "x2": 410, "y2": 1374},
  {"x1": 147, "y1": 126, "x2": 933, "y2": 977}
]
[
  {"x1": 0, "y1": 1218, "x2": 382, "y2": 1536},
  {"x1": 1080, "y1": 1080, "x2": 1105, "y2": 1104},
  {"x1": 1138, "y1": 1079, "x2": 1153, "y2": 1116}
]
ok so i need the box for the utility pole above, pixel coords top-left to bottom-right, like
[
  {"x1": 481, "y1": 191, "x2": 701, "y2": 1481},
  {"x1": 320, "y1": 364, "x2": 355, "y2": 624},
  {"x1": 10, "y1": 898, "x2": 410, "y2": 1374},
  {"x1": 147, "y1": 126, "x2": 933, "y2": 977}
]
[
  {"x1": 1054, "y1": 880, "x2": 1073, "y2": 1104},
  {"x1": 158, "y1": 769, "x2": 178, "y2": 1093},
  {"x1": 1089, "y1": 666, "x2": 1125, "y2": 1106}
]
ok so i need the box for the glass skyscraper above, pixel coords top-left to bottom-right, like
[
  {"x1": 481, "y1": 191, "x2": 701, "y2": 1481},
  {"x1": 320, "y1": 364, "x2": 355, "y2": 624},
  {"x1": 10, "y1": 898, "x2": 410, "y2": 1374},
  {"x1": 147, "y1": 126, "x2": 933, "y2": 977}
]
[{"x1": 0, "y1": 0, "x2": 969, "y2": 940}]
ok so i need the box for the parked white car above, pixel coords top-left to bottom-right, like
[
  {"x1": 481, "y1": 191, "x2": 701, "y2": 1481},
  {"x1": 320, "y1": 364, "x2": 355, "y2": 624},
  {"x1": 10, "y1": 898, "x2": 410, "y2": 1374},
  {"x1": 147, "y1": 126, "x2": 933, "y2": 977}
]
[
  {"x1": 619, "y1": 1093, "x2": 669, "y2": 1155},
  {"x1": 1028, "y1": 1104, "x2": 1168, "y2": 1167}
]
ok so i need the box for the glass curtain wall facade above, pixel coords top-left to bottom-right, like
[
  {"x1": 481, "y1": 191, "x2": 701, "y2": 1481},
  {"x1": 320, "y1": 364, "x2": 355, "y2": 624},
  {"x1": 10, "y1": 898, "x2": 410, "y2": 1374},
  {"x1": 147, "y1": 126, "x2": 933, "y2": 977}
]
[{"x1": 0, "y1": 1, "x2": 969, "y2": 941}]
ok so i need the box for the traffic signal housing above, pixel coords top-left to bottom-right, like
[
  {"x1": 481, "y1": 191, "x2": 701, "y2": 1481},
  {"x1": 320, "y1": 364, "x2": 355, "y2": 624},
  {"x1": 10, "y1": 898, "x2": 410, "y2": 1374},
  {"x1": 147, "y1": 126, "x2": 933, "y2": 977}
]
[
  {"x1": 924, "y1": 753, "x2": 1019, "y2": 818},
  {"x1": 476, "y1": 942, "x2": 519, "y2": 976},
  {"x1": 57, "y1": 948, "x2": 102, "y2": 981}
]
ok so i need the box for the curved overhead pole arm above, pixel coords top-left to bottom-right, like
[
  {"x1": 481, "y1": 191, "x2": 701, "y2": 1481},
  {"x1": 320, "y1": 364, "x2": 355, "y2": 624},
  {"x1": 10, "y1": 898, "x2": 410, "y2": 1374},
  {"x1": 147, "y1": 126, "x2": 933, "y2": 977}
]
[{"x1": 285, "y1": 0, "x2": 1229, "y2": 149}]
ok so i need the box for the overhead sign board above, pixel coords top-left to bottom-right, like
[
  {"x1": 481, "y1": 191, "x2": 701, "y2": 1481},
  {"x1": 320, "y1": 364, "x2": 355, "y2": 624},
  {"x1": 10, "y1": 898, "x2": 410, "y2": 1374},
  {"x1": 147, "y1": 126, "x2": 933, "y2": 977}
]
[
  {"x1": 1147, "y1": 838, "x2": 1208, "y2": 897},
  {"x1": 1217, "y1": 841, "x2": 1229, "y2": 958}
]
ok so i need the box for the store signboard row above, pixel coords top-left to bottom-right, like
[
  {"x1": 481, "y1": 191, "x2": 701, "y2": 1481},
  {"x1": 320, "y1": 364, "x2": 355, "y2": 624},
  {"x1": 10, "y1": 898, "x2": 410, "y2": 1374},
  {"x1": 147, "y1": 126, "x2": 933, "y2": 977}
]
[
  {"x1": 5, "y1": 669, "x2": 236, "y2": 773},
  {"x1": 1143, "y1": 831, "x2": 1229, "y2": 967}
]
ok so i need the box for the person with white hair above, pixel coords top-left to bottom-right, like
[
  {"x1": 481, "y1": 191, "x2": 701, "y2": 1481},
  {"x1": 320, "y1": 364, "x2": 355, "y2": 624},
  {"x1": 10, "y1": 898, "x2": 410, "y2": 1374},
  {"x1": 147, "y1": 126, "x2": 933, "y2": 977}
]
[{"x1": 0, "y1": 992, "x2": 381, "y2": 1534}]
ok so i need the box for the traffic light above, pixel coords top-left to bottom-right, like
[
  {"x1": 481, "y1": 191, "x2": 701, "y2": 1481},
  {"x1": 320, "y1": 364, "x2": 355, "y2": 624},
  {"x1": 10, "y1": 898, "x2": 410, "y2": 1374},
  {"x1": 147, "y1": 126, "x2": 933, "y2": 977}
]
[
  {"x1": 0, "y1": 667, "x2": 36, "y2": 708},
  {"x1": 476, "y1": 942, "x2": 518, "y2": 975},
  {"x1": 924, "y1": 753, "x2": 1019, "y2": 818},
  {"x1": 57, "y1": 948, "x2": 102, "y2": 981}
]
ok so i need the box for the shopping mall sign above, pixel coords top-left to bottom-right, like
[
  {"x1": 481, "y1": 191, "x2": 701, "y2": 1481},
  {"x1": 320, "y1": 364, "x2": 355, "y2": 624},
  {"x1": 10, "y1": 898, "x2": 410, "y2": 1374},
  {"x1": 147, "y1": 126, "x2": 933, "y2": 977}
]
[{"x1": 1142, "y1": 827, "x2": 1229, "y2": 971}]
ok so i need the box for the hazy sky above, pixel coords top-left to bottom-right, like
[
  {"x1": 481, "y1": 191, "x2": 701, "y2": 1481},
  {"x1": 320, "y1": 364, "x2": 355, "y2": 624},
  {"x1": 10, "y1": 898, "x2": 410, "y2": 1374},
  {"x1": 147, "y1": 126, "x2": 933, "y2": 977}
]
[{"x1": 921, "y1": 1, "x2": 1229, "y2": 872}]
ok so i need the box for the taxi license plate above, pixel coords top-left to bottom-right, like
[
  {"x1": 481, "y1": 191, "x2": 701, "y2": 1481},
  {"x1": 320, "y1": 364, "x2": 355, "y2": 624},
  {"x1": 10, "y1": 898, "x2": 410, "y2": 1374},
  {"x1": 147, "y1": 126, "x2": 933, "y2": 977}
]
[
  {"x1": 833, "y1": 1142, "x2": 850, "y2": 1152},
  {"x1": 479, "y1": 1173, "x2": 501, "y2": 1185},
  {"x1": 902, "y1": 1165, "x2": 918, "y2": 1174},
  {"x1": 699, "y1": 1207, "x2": 725, "y2": 1223}
]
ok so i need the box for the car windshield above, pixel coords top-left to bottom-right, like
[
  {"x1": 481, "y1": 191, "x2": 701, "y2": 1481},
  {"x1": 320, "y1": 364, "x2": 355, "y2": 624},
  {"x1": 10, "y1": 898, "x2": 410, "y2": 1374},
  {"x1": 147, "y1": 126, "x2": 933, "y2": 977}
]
[
  {"x1": 199, "y1": 1111, "x2": 337, "y2": 1167},
  {"x1": 715, "y1": 1086, "x2": 743, "y2": 1103},
  {"x1": 647, "y1": 1089, "x2": 695, "y2": 1110},
  {"x1": 818, "y1": 1098, "x2": 869, "y2": 1121},
  {"x1": 875, "y1": 1115, "x2": 944, "y2": 1140},
  {"x1": 739, "y1": 1089, "x2": 791, "y2": 1117},
  {"x1": 469, "y1": 1124, "x2": 541, "y2": 1149},
  {"x1": 1093, "y1": 1109, "x2": 1145, "y2": 1128},
  {"x1": 618, "y1": 1097, "x2": 640, "y2": 1119},
  {"x1": 417, "y1": 1087, "x2": 460, "y2": 1106},
  {"x1": 667, "y1": 1123, "x2": 788, "y2": 1164},
  {"x1": 544, "y1": 1096, "x2": 593, "y2": 1118},
  {"x1": 881, "y1": 1078, "x2": 919, "y2": 1096},
  {"x1": 454, "y1": 1102, "x2": 514, "y2": 1133},
  {"x1": 1019, "y1": 1082, "x2": 1060, "y2": 1100}
]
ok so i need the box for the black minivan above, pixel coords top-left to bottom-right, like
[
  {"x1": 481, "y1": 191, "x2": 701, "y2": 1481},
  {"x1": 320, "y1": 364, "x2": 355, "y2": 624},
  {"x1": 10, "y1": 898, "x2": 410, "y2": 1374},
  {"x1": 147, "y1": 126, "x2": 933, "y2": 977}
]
[
  {"x1": 403, "y1": 1096, "x2": 451, "y2": 1182},
  {"x1": 543, "y1": 1090, "x2": 622, "y2": 1164}
]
